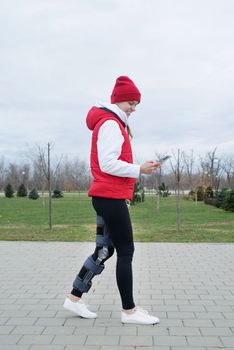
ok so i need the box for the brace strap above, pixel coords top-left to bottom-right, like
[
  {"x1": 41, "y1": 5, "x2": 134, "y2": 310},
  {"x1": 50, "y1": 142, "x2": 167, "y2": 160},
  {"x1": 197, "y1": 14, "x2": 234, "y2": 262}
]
[
  {"x1": 83, "y1": 256, "x2": 104, "y2": 274},
  {"x1": 96, "y1": 215, "x2": 105, "y2": 226},
  {"x1": 96, "y1": 234, "x2": 113, "y2": 247},
  {"x1": 73, "y1": 276, "x2": 92, "y2": 293}
]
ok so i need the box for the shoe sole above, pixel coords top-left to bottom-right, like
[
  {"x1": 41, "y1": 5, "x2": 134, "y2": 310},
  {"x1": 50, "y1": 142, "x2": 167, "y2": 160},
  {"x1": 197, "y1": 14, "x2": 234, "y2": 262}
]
[
  {"x1": 63, "y1": 304, "x2": 97, "y2": 319},
  {"x1": 121, "y1": 320, "x2": 160, "y2": 325}
]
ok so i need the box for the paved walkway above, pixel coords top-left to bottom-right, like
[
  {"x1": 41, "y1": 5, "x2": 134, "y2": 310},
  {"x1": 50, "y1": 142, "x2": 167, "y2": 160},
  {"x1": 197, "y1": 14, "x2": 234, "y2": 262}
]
[{"x1": 0, "y1": 242, "x2": 234, "y2": 350}]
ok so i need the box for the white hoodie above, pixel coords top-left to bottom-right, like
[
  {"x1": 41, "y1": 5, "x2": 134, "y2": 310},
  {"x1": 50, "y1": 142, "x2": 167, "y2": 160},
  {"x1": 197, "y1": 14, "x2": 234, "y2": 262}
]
[{"x1": 95, "y1": 102, "x2": 140, "y2": 178}]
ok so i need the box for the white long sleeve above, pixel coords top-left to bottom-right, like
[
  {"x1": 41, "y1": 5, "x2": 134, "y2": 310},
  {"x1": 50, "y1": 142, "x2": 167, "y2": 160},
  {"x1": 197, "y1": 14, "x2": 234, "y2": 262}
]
[{"x1": 97, "y1": 120, "x2": 140, "y2": 178}]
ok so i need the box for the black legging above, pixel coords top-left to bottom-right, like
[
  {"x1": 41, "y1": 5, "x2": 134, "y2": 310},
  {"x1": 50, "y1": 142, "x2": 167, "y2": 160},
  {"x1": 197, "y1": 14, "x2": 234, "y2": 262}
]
[{"x1": 71, "y1": 196, "x2": 135, "y2": 310}]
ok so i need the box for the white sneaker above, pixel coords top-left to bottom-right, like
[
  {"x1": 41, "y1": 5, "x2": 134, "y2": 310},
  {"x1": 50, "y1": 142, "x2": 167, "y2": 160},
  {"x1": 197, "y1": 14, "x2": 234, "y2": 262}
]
[
  {"x1": 121, "y1": 307, "x2": 160, "y2": 325},
  {"x1": 63, "y1": 297, "x2": 97, "y2": 319}
]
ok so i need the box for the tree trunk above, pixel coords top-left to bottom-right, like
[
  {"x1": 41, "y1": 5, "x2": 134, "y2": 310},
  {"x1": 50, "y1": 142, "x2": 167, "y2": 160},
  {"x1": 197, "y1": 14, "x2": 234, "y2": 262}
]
[
  {"x1": 175, "y1": 186, "x2": 181, "y2": 232},
  {"x1": 48, "y1": 143, "x2": 52, "y2": 230},
  {"x1": 155, "y1": 174, "x2": 160, "y2": 212}
]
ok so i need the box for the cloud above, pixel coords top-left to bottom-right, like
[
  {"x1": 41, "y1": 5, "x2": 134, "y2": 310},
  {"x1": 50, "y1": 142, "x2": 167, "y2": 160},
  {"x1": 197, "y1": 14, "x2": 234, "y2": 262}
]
[{"x1": 0, "y1": 0, "x2": 234, "y2": 165}]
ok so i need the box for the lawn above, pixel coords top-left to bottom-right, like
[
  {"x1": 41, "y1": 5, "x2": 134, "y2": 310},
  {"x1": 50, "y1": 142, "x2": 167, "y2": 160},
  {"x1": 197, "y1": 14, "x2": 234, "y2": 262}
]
[{"x1": 0, "y1": 194, "x2": 233, "y2": 242}]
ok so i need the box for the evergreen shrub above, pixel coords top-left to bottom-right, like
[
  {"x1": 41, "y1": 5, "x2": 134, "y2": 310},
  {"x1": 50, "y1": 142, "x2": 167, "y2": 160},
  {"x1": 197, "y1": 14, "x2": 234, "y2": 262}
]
[
  {"x1": 29, "y1": 188, "x2": 39, "y2": 200},
  {"x1": 52, "y1": 189, "x2": 64, "y2": 198},
  {"x1": 17, "y1": 184, "x2": 27, "y2": 197},
  {"x1": 222, "y1": 189, "x2": 234, "y2": 212},
  {"x1": 4, "y1": 184, "x2": 14, "y2": 198}
]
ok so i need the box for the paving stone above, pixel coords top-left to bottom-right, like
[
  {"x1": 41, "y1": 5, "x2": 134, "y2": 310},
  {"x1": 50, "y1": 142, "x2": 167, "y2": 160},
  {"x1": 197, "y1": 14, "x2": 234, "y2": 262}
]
[
  {"x1": 195, "y1": 312, "x2": 224, "y2": 319},
  {"x1": 52, "y1": 335, "x2": 86, "y2": 345},
  {"x1": 135, "y1": 348, "x2": 170, "y2": 350},
  {"x1": 0, "y1": 346, "x2": 31, "y2": 350},
  {"x1": 0, "y1": 335, "x2": 22, "y2": 345},
  {"x1": 164, "y1": 299, "x2": 190, "y2": 305},
  {"x1": 169, "y1": 327, "x2": 201, "y2": 335},
  {"x1": 137, "y1": 326, "x2": 168, "y2": 335},
  {"x1": 179, "y1": 305, "x2": 206, "y2": 312},
  {"x1": 20, "y1": 304, "x2": 48, "y2": 311},
  {"x1": 187, "y1": 336, "x2": 223, "y2": 347},
  {"x1": 220, "y1": 336, "x2": 234, "y2": 347},
  {"x1": 27, "y1": 310, "x2": 57, "y2": 317},
  {"x1": 153, "y1": 335, "x2": 187, "y2": 346},
  {"x1": 93, "y1": 318, "x2": 121, "y2": 327},
  {"x1": 207, "y1": 348, "x2": 234, "y2": 350},
  {"x1": 153, "y1": 305, "x2": 178, "y2": 311},
  {"x1": 0, "y1": 305, "x2": 22, "y2": 311},
  {"x1": 171, "y1": 348, "x2": 205, "y2": 350},
  {"x1": 0, "y1": 318, "x2": 11, "y2": 326},
  {"x1": 191, "y1": 300, "x2": 215, "y2": 305},
  {"x1": 11, "y1": 326, "x2": 45, "y2": 334},
  {"x1": 167, "y1": 312, "x2": 195, "y2": 319},
  {"x1": 158, "y1": 319, "x2": 183, "y2": 327},
  {"x1": 183, "y1": 319, "x2": 214, "y2": 327},
  {"x1": 35, "y1": 318, "x2": 66, "y2": 326},
  {"x1": 100, "y1": 347, "x2": 135, "y2": 350},
  {"x1": 105, "y1": 326, "x2": 136, "y2": 335},
  {"x1": 213, "y1": 319, "x2": 234, "y2": 327},
  {"x1": 205, "y1": 305, "x2": 233, "y2": 312},
  {"x1": 14, "y1": 299, "x2": 40, "y2": 305},
  {"x1": 0, "y1": 326, "x2": 15, "y2": 334},
  {"x1": 86, "y1": 335, "x2": 119, "y2": 345},
  {"x1": 66, "y1": 347, "x2": 100, "y2": 350},
  {"x1": 1, "y1": 311, "x2": 30, "y2": 318},
  {"x1": 74, "y1": 326, "x2": 106, "y2": 335},
  {"x1": 1, "y1": 242, "x2": 234, "y2": 349},
  {"x1": 64, "y1": 318, "x2": 95, "y2": 326},
  {"x1": 42, "y1": 326, "x2": 75, "y2": 335},
  {"x1": 200, "y1": 327, "x2": 233, "y2": 336},
  {"x1": 223, "y1": 312, "x2": 234, "y2": 319},
  {"x1": 18, "y1": 335, "x2": 54, "y2": 345},
  {"x1": 6, "y1": 318, "x2": 37, "y2": 326},
  {"x1": 120, "y1": 335, "x2": 153, "y2": 346},
  {"x1": 30, "y1": 346, "x2": 65, "y2": 350},
  {"x1": 0, "y1": 299, "x2": 17, "y2": 305}
]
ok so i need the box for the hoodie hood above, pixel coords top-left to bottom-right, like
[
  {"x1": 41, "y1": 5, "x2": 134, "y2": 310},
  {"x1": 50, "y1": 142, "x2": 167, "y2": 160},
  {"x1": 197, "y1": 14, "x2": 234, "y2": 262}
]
[{"x1": 86, "y1": 102, "x2": 128, "y2": 131}]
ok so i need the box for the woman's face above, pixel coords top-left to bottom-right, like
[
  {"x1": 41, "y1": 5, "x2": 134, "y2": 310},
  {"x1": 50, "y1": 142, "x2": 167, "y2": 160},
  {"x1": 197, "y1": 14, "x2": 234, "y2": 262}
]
[{"x1": 116, "y1": 101, "x2": 139, "y2": 117}]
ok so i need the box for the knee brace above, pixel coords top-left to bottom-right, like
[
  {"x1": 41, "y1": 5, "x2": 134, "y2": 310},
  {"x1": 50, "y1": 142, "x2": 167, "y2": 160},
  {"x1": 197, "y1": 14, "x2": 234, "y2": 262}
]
[
  {"x1": 96, "y1": 215, "x2": 114, "y2": 261},
  {"x1": 73, "y1": 254, "x2": 105, "y2": 293},
  {"x1": 73, "y1": 215, "x2": 114, "y2": 293},
  {"x1": 96, "y1": 215, "x2": 114, "y2": 249}
]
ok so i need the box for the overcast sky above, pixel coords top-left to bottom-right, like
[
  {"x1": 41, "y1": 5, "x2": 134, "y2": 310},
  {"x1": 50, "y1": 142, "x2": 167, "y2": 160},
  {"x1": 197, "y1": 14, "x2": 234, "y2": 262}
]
[{"x1": 1, "y1": 0, "x2": 234, "y2": 166}]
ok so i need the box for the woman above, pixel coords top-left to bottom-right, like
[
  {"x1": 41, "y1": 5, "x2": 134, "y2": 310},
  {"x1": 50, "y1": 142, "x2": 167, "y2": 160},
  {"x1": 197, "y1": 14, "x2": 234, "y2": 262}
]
[{"x1": 63, "y1": 76, "x2": 160, "y2": 325}]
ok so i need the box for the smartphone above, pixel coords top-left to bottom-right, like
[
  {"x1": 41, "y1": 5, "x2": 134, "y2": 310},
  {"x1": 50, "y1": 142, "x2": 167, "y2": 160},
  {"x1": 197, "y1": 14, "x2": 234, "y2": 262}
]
[{"x1": 157, "y1": 155, "x2": 171, "y2": 163}]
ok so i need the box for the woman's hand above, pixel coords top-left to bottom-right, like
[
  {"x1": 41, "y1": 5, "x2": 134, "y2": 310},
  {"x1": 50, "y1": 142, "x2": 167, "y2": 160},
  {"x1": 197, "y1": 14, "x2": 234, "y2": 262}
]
[{"x1": 140, "y1": 161, "x2": 160, "y2": 174}]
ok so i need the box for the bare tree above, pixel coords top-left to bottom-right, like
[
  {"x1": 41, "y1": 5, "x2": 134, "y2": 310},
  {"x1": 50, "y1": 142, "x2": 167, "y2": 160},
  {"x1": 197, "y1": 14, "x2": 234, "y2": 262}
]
[
  {"x1": 0, "y1": 157, "x2": 6, "y2": 190},
  {"x1": 32, "y1": 158, "x2": 47, "y2": 194},
  {"x1": 28, "y1": 143, "x2": 62, "y2": 229},
  {"x1": 183, "y1": 150, "x2": 195, "y2": 192},
  {"x1": 5, "y1": 163, "x2": 19, "y2": 189},
  {"x1": 222, "y1": 155, "x2": 234, "y2": 189},
  {"x1": 47, "y1": 143, "x2": 52, "y2": 230},
  {"x1": 38, "y1": 143, "x2": 63, "y2": 229},
  {"x1": 170, "y1": 149, "x2": 184, "y2": 233},
  {"x1": 71, "y1": 158, "x2": 90, "y2": 191},
  {"x1": 200, "y1": 147, "x2": 222, "y2": 191}
]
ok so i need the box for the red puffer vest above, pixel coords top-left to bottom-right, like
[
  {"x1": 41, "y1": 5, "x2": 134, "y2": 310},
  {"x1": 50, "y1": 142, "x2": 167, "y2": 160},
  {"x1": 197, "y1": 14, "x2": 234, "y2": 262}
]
[{"x1": 86, "y1": 107, "x2": 136, "y2": 200}]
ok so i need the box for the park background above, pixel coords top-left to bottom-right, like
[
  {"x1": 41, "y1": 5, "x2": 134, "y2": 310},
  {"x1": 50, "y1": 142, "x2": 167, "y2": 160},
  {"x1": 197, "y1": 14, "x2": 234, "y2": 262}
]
[
  {"x1": 0, "y1": 0, "x2": 234, "y2": 242},
  {"x1": 1, "y1": 3, "x2": 234, "y2": 349}
]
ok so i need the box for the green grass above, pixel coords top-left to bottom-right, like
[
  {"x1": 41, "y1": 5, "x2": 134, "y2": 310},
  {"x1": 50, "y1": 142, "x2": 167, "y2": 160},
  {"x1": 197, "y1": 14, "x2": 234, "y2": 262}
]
[{"x1": 0, "y1": 195, "x2": 233, "y2": 242}]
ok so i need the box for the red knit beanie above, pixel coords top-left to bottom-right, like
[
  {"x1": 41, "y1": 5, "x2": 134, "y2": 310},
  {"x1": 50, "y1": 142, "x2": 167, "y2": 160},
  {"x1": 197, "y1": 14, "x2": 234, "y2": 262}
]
[{"x1": 111, "y1": 76, "x2": 141, "y2": 104}]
